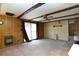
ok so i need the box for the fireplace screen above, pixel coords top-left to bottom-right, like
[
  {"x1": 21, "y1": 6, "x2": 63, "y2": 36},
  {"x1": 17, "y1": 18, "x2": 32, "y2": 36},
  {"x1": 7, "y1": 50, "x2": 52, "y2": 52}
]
[{"x1": 4, "y1": 36, "x2": 13, "y2": 45}]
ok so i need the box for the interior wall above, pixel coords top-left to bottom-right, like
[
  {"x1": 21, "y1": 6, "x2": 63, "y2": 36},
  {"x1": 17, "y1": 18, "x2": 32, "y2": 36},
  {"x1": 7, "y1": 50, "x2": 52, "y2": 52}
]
[
  {"x1": 44, "y1": 20, "x2": 69, "y2": 41},
  {"x1": 37, "y1": 22, "x2": 44, "y2": 39},
  {"x1": 74, "y1": 18, "x2": 79, "y2": 36},
  {"x1": 68, "y1": 19, "x2": 78, "y2": 36},
  {"x1": 0, "y1": 15, "x2": 24, "y2": 48},
  {"x1": 68, "y1": 18, "x2": 79, "y2": 40},
  {"x1": 69, "y1": 23, "x2": 74, "y2": 36}
]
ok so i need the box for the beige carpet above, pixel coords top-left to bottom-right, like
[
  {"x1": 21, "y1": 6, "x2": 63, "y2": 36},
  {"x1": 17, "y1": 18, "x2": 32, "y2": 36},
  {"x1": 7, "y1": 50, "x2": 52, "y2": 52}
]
[{"x1": 0, "y1": 39, "x2": 73, "y2": 56}]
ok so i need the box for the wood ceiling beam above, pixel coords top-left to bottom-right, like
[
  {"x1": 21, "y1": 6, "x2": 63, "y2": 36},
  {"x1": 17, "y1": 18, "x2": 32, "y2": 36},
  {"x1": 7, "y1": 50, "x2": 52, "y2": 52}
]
[
  {"x1": 43, "y1": 13, "x2": 79, "y2": 23},
  {"x1": 44, "y1": 17, "x2": 79, "y2": 23},
  {"x1": 32, "y1": 4, "x2": 79, "y2": 19},
  {"x1": 48, "y1": 13, "x2": 79, "y2": 20},
  {"x1": 20, "y1": 19, "x2": 40, "y2": 23},
  {"x1": 17, "y1": 3, "x2": 45, "y2": 18}
]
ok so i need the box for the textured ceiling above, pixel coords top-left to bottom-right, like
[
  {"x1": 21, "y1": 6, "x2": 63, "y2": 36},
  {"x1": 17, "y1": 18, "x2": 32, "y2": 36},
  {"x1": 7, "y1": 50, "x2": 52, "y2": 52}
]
[
  {"x1": 21, "y1": 3, "x2": 79, "y2": 19},
  {"x1": 0, "y1": 3, "x2": 79, "y2": 22},
  {"x1": 0, "y1": 3, "x2": 36, "y2": 17}
]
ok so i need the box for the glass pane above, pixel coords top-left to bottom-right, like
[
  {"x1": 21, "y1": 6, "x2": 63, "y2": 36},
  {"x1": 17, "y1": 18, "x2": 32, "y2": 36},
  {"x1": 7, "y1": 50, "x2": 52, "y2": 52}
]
[
  {"x1": 32, "y1": 31, "x2": 36, "y2": 39},
  {"x1": 31, "y1": 23, "x2": 37, "y2": 39},
  {"x1": 25, "y1": 23, "x2": 31, "y2": 40},
  {"x1": 25, "y1": 23, "x2": 37, "y2": 40},
  {"x1": 31, "y1": 24, "x2": 36, "y2": 31}
]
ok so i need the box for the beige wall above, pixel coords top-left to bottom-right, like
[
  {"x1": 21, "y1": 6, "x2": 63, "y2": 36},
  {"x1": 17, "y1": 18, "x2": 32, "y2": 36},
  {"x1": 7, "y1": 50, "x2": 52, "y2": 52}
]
[{"x1": 44, "y1": 20, "x2": 69, "y2": 41}]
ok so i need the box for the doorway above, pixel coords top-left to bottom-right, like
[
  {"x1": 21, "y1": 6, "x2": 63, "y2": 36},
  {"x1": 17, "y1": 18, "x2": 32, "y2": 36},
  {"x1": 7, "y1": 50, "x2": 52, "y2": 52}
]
[{"x1": 24, "y1": 22, "x2": 37, "y2": 40}]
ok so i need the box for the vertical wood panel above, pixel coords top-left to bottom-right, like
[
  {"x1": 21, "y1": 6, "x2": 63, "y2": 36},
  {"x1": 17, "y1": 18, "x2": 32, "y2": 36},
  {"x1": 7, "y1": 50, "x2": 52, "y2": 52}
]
[
  {"x1": 37, "y1": 23, "x2": 44, "y2": 39},
  {"x1": 69, "y1": 23, "x2": 74, "y2": 36},
  {"x1": 74, "y1": 18, "x2": 79, "y2": 36},
  {"x1": 0, "y1": 15, "x2": 24, "y2": 48}
]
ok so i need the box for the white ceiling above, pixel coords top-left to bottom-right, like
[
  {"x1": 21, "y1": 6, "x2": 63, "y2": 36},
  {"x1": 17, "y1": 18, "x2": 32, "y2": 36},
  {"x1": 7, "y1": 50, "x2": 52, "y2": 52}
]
[
  {"x1": 0, "y1": 3, "x2": 79, "y2": 22},
  {"x1": 42, "y1": 15, "x2": 79, "y2": 22},
  {"x1": 32, "y1": 7, "x2": 79, "y2": 22},
  {"x1": 48, "y1": 7, "x2": 79, "y2": 18},
  {"x1": 0, "y1": 3, "x2": 36, "y2": 17},
  {"x1": 21, "y1": 3, "x2": 79, "y2": 19}
]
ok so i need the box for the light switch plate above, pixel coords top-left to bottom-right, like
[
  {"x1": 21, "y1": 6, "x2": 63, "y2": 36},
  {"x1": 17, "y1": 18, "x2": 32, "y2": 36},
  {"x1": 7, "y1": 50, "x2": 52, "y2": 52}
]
[{"x1": 0, "y1": 21, "x2": 3, "y2": 24}]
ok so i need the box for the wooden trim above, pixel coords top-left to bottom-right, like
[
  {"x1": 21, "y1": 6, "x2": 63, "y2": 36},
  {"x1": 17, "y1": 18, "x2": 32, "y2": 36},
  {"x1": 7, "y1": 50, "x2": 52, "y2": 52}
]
[
  {"x1": 48, "y1": 13, "x2": 79, "y2": 20},
  {"x1": 44, "y1": 17, "x2": 79, "y2": 23},
  {"x1": 21, "y1": 21, "x2": 30, "y2": 42},
  {"x1": 17, "y1": 3, "x2": 45, "y2": 18},
  {"x1": 20, "y1": 19, "x2": 42, "y2": 23},
  {"x1": 32, "y1": 4, "x2": 79, "y2": 19},
  {"x1": 36, "y1": 22, "x2": 44, "y2": 39}
]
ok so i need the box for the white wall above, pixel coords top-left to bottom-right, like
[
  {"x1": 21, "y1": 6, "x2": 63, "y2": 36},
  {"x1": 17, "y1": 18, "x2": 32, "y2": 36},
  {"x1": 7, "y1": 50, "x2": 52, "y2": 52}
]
[{"x1": 44, "y1": 20, "x2": 69, "y2": 41}]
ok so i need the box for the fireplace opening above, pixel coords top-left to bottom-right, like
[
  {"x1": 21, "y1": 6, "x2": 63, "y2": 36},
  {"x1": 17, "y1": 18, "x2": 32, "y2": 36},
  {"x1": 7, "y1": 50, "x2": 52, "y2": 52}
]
[{"x1": 4, "y1": 36, "x2": 13, "y2": 45}]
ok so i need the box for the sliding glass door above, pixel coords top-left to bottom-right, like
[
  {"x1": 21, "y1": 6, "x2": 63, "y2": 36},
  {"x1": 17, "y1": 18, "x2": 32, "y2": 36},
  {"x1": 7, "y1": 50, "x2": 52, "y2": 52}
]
[
  {"x1": 31, "y1": 23, "x2": 37, "y2": 39},
  {"x1": 25, "y1": 23, "x2": 31, "y2": 40},
  {"x1": 25, "y1": 22, "x2": 37, "y2": 40}
]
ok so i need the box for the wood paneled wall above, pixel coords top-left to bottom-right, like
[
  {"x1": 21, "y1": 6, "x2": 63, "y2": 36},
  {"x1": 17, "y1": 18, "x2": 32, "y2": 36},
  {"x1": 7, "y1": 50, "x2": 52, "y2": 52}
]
[
  {"x1": 37, "y1": 22, "x2": 44, "y2": 39},
  {"x1": 69, "y1": 23, "x2": 74, "y2": 36},
  {"x1": 74, "y1": 18, "x2": 79, "y2": 36},
  {"x1": 0, "y1": 15, "x2": 24, "y2": 48},
  {"x1": 68, "y1": 18, "x2": 79, "y2": 36}
]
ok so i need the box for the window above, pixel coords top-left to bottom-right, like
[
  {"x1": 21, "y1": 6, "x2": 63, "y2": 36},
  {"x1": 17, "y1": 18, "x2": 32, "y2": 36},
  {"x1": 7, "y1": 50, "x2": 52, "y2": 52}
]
[{"x1": 25, "y1": 23, "x2": 37, "y2": 40}]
